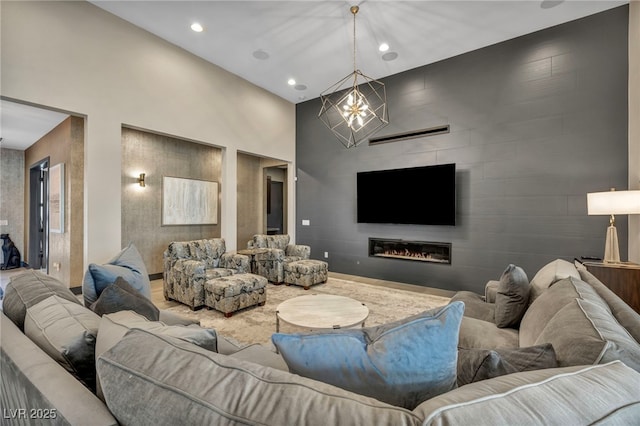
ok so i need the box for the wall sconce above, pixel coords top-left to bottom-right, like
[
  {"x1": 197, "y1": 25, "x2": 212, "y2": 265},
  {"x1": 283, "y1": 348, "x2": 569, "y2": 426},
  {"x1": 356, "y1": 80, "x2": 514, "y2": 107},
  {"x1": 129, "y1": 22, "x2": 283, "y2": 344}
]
[{"x1": 138, "y1": 173, "x2": 146, "y2": 188}]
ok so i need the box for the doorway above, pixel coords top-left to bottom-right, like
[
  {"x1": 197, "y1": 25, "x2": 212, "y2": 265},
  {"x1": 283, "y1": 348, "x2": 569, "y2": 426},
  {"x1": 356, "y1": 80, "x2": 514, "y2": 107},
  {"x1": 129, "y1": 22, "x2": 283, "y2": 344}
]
[
  {"x1": 28, "y1": 158, "x2": 49, "y2": 271},
  {"x1": 264, "y1": 165, "x2": 287, "y2": 236},
  {"x1": 267, "y1": 177, "x2": 284, "y2": 234}
]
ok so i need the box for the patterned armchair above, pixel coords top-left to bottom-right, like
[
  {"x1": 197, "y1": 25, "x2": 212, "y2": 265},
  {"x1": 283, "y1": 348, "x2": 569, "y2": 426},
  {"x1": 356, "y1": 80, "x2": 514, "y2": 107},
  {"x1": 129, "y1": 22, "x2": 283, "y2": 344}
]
[
  {"x1": 248, "y1": 234, "x2": 310, "y2": 283},
  {"x1": 163, "y1": 238, "x2": 249, "y2": 309}
]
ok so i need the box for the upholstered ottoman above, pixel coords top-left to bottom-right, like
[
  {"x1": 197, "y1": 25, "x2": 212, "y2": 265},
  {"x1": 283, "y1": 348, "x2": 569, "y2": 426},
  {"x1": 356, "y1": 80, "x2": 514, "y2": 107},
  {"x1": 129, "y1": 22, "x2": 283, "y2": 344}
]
[
  {"x1": 204, "y1": 273, "x2": 267, "y2": 317},
  {"x1": 283, "y1": 259, "x2": 329, "y2": 290}
]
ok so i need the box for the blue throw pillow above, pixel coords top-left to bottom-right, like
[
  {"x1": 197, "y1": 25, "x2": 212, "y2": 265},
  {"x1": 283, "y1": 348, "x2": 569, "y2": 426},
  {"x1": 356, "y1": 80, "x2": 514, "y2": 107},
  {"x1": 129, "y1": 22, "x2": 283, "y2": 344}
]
[
  {"x1": 82, "y1": 243, "x2": 151, "y2": 307},
  {"x1": 271, "y1": 301, "x2": 464, "y2": 409}
]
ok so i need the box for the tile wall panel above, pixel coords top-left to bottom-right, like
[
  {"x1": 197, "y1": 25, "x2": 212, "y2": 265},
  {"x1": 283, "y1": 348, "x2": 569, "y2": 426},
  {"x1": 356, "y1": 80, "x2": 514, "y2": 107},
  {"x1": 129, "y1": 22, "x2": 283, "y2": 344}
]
[
  {"x1": 295, "y1": 6, "x2": 629, "y2": 293},
  {"x1": 121, "y1": 128, "x2": 222, "y2": 275}
]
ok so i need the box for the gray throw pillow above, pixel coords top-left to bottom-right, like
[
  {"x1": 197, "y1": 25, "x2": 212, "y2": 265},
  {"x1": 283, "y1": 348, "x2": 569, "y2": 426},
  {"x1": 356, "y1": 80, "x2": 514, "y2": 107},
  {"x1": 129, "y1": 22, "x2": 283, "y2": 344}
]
[
  {"x1": 90, "y1": 276, "x2": 159, "y2": 321},
  {"x1": 94, "y1": 310, "x2": 218, "y2": 401},
  {"x1": 2, "y1": 270, "x2": 81, "y2": 331},
  {"x1": 82, "y1": 243, "x2": 151, "y2": 307},
  {"x1": 271, "y1": 301, "x2": 464, "y2": 410},
  {"x1": 494, "y1": 264, "x2": 530, "y2": 328},
  {"x1": 457, "y1": 344, "x2": 558, "y2": 386},
  {"x1": 24, "y1": 295, "x2": 101, "y2": 391}
]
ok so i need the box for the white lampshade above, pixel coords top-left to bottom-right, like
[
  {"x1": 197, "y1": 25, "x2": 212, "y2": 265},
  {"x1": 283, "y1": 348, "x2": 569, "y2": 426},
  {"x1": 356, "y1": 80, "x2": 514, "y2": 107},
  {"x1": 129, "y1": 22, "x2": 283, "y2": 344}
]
[
  {"x1": 587, "y1": 190, "x2": 640, "y2": 215},
  {"x1": 587, "y1": 189, "x2": 640, "y2": 264}
]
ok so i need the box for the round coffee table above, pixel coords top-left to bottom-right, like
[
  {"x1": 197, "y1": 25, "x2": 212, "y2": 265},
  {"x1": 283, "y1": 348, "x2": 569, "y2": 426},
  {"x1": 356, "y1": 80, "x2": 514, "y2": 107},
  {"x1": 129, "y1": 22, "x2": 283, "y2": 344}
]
[{"x1": 276, "y1": 294, "x2": 369, "y2": 332}]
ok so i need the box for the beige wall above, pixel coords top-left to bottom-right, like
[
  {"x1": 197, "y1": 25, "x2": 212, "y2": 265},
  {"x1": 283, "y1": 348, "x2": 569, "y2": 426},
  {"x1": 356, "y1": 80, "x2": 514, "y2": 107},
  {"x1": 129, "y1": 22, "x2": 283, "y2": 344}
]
[
  {"x1": 1, "y1": 1, "x2": 295, "y2": 270},
  {"x1": 121, "y1": 128, "x2": 222, "y2": 274},
  {"x1": 24, "y1": 117, "x2": 84, "y2": 286},
  {"x1": 630, "y1": 1, "x2": 640, "y2": 263},
  {"x1": 237, "y1": 153, "x2": 263, "y2": 249},
  {"x1": 0, "y1": 149, "x2": 25, "y2": 262}
]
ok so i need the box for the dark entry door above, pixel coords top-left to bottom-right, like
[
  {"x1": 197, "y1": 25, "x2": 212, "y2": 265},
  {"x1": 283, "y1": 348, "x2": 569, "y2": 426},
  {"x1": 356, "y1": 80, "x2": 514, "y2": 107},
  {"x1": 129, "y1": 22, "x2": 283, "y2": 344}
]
[
  {"x1": 267, "y1": 181, "x2": 283, "y2": 234},
  {"x1": 28, "y1": 158, "x2": 49, "y2": 271}
]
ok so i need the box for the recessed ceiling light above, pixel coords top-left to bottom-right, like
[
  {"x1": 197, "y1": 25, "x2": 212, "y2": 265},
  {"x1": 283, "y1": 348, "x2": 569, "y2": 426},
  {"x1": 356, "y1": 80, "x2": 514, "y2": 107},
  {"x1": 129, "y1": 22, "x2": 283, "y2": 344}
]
[
  {"x1": 294, "y1": 84, "x2": 307, "y2": 91},
  {"x1": 379, "y1": 43, "x2": 390, "y2": 52},
  {"x1": 190, "y1": 22, "x2": 204, "y2": 32},
  {"x1": 252, "y1": 49, "x2": 270, "y2": 60},
  {"x1": 540, "y1": 0, "x2": 564, "y2": 9},
  {"x1": 288, "y1": 78, "x2": 296, "y2": 86},
  {"x1": 382, "y1": 52, "x2": 398, "y2": 61}
]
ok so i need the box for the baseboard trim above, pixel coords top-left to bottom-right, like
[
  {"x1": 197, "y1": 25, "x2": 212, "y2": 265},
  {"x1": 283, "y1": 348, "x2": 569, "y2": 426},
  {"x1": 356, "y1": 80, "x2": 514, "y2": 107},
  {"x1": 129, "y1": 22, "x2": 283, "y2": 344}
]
[
  {"x1": 70, "y1": 286, "x2": 82, "y2": 295},
  {"x1": 149, "y1": 273, "x2": 163, "y2": 281}
]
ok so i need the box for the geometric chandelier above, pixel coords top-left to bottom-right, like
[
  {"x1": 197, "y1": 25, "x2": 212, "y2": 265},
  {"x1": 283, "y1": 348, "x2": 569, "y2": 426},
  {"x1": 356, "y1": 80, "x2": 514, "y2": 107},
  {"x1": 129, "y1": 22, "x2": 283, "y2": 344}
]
[{"x1": 318, "y1": 5, "x2": 389, "y2": 149}]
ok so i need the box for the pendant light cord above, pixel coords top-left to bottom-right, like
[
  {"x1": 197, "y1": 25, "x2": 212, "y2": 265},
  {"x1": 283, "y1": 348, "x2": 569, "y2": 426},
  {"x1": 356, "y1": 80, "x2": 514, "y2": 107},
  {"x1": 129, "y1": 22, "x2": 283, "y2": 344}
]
[{"x1": 353, "y1": 7, "x2": 357, "y2": 72}]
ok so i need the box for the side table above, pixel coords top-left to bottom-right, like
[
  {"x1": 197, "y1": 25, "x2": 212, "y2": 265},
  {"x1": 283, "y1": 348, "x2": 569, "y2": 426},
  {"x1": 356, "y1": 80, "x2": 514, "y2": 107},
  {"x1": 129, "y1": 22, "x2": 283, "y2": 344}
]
[
  {"x1": 583, "y1": 261, "x2": 640, "y2": 313},
  {"x1": 237, "y1": 248, "x2": 268, "y2": 274}
]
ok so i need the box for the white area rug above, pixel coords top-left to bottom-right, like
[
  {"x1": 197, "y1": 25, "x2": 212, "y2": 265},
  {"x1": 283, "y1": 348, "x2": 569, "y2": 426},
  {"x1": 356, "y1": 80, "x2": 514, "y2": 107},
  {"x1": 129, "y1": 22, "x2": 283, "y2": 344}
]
[{"x1": 156, "y1": 277, "x2": 450, "y2": 346}]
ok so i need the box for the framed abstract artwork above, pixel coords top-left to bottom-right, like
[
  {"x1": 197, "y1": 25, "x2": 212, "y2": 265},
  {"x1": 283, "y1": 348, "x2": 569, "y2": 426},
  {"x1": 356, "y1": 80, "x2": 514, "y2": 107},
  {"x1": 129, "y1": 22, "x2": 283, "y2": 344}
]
[{"x1": 162, "y1": 176, "x2": 218, "y2": 225}]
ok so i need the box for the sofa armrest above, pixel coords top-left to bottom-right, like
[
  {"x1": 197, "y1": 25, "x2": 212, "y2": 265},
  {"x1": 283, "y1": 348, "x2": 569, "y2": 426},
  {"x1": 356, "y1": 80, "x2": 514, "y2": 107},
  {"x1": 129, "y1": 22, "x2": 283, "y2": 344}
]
[
  {"x1": 1, "y1": 314, "x2": 118, "y2": 425},
  {"x1": 485, "y1": 280, "x2": 499, "y2": 303},
  {"x1": 414, "y1": 362, "x2": 640, "y2": 425},
  {"x1": 450, "y1": 291, "x2": 495, "y2": 323},
  {"x1": 220, "y1": 253, "x2": 250, "y2": 273},
  {"x1": 158, "y1": 310, "x2": 200, "y2": 326},
  {"x1": 286, "y1": 244, "x2": 310, "y2": 259},
  {"x1": 255, "y1": 248, "x2": 285, "y2": 261}
]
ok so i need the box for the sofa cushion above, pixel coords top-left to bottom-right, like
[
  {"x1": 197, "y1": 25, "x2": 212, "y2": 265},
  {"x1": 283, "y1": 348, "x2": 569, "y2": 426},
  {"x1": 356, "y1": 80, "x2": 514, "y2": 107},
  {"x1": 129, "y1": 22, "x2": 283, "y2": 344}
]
[
  {"x1": 457, "y1": 344, "x2": 557, "y2": 386},
  {"x1": 578, "y1": 267, "x2": 640, "y2": 345},
  {"x1": 97, "y1": 329, "x2": 421, "y2": 425},
  {"x1": 82, "y1": 243, "x2": 151, "y2": 307},
  {"x1": 95, "y1": 310, "x2": 219, "y2": 400},
  {"x1": 458, "y1": 316, "x2": 519, "y2": 350},
  {"x1": 449, "y1": 291, "x2": 495, "y2": 323},
  {"x1": 415, "y1": 362, "x2": 640, "y2": 426},
  {"x1": 0, "y1": 314, "x2": 118, "y2": 425},
  {"x1": 227, "y1": 344, "x2": 289, "y2": 371},
  {"x1": 494, "y1": 264, "x2": 530, "y2": 328},
  {"x1": 90, "y1": 276, "x2": 159, "y2": 321},
  {"x1": 271, "y1": 302, "x2": 464, "y2": 410},
  {"x1": 24, "y1": 295, "x2": 100, "y2": 391},
  {"x1": 96, "y1": 310, "x2": 218, "y2": 360},
  {"x1": 2, "y1": 270, "x2": 81, "y2": 331},
  {"x1": 534, "y1": 298, "x2": 640, "y2": 370},
  {"x1": 187, "y1": 238, "x2": 226, "y2": 269},
  {"x1": 253, "y1": 234, "x2": 290, "y2": 250},
  {"x1": 528, "y1": 258, "x2": 579, "y2": 302},
  {"x1": 519, "y1": 276, "x2": 607, "y2": 347}
]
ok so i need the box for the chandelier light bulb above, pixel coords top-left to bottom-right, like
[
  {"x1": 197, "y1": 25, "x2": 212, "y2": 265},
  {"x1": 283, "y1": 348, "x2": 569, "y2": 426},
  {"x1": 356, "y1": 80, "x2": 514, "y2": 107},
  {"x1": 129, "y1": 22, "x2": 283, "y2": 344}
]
[{"x1": 341, "y1": 90, "x2": 369, "y2": 130}]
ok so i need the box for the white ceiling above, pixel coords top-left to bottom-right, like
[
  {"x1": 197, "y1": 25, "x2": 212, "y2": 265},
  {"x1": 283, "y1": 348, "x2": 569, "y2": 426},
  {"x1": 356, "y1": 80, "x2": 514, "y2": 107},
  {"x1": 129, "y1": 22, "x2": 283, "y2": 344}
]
[
  {"x1": 91, "y1": 0, "x2": 627, "y2": 103},
  {"x1": 0, "y1": 100, "x2": 69, "y2": 151},
  {"x1": 1, "y1": 0, "x2": 628, "y2": 151}
]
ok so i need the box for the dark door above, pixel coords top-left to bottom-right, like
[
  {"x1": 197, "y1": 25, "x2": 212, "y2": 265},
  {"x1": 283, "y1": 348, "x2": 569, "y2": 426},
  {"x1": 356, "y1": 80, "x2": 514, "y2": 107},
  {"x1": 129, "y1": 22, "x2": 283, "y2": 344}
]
[
  {"x1": 28, "y1": 159, "x2": 49, "y2": 271},
  {"x1": 267, "y1": 181, "x2": 283, "y2": 234}
]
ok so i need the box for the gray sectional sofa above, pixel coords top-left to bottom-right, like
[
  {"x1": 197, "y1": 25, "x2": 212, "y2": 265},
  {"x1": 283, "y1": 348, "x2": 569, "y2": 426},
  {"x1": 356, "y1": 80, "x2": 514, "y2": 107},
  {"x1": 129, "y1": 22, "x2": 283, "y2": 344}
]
[
  {"x1": 2, "y1": 263, "x2": 640, "y2": 425},
  {"x1": 452, "y1": 259, "x2": 640, "y2": 372}
]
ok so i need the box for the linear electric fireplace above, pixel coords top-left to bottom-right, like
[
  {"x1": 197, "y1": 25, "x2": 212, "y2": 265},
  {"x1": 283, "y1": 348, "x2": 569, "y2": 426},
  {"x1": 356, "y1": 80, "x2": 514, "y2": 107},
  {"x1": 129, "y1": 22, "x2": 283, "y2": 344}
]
[{"x1": 368, "y1": 238, "x2": 451, "y2": 264}]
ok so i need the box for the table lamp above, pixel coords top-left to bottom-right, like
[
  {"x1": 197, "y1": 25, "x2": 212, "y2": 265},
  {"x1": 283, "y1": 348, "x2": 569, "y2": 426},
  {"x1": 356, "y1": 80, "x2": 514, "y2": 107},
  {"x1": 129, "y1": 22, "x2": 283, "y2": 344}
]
[{"x1": 587, "y1": 189, "x2": 640, "y2": 263}]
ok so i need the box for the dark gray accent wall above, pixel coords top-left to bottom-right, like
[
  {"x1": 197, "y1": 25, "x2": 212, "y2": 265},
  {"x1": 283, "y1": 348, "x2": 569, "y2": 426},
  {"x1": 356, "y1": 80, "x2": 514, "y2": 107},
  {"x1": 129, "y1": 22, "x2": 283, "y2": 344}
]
[{"x1": 295, "y1": 6, "x2": 629, "y2": 293}]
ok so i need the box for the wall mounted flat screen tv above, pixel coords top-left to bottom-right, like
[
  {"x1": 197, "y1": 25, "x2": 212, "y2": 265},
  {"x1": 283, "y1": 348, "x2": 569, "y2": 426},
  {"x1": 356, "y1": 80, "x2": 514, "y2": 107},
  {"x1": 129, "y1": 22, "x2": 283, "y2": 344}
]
[{"x1": 357, "y1": 163, "x2": 456, "y2": 226}]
